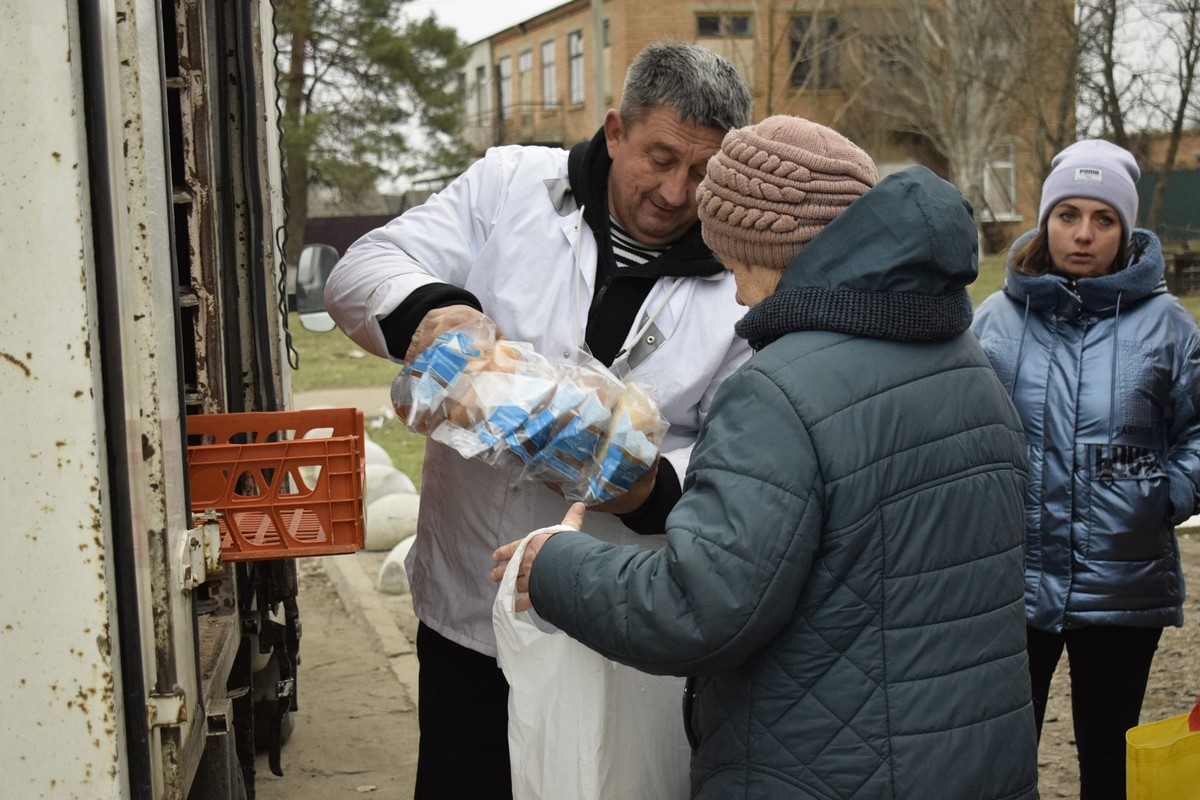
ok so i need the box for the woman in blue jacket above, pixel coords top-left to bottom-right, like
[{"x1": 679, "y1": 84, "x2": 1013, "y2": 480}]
[{"x1": 973, "y1": 139, "x2": 1200, "y2": 798}]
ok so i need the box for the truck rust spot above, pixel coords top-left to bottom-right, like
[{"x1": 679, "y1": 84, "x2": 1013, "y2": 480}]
[{"x1": 1, "y1": 351, "x2": 31, "y2": 377}]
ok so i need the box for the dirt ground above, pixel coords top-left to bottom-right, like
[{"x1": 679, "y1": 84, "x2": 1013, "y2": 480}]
[
  {"x1": 252, "y1": 559, "x2": 418, "y2": 799},
  {"x1": 1036, "y1": 533, "x2": 1200, "y2": 798},
  {"x1": 254, "y1": 537, "x2": 1200, "y2": 799}
]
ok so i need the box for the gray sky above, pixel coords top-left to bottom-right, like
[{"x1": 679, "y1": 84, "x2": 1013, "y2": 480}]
[{"x1": 404, "y1": 0, "x2": 566, "y2": 44}]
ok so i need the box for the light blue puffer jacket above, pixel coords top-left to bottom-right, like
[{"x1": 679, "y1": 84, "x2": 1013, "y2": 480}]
[
  {"x1": 531, "y1": 167, "x2": 1039, "y2": 799},
  {"x1": 972, "y1": 229, "x2": 1200, "y2": 632}
]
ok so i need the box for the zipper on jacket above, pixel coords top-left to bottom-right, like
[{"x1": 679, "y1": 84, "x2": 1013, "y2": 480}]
[
  {"x1": 591, "y1": 278, "x2": 611, "y2": 311},
  {"x1": 682, "y1": 676, "x2": 700, "y2": 751}
]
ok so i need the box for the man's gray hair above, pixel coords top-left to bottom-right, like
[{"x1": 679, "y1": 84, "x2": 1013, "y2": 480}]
[{"x1": 620, "y1": 41, "x2": 752, "y2": 133}]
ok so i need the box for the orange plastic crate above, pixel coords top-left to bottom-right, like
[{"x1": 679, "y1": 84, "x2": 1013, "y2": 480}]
[{"x1": 186, "y1": 408, "x2": 366, "y2": 561}]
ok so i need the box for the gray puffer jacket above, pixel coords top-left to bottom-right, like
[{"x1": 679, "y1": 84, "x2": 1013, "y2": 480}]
[
  {"x1": 531, "y1": 167, "x2": 1039, "y2": 799},
  {"x1": 972, "y1": 229, "x2": 1200, "y2": 633}
]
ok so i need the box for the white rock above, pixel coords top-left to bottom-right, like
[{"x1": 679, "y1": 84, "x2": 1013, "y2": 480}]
[
  {"x1": 298, "y1": 406, "x2": 336, "y2": 440},
  {"x1": 377, "y1": 534, "x2": 417, "y2": 594},
  {"x1": 297, "y1": 419, "x2": 335, "y2": 488},
  {"x1": 362, "y1": 437, "x2": 394, "y2": 468},
  {"x1": 1179, "y1": 514, "x2": 1200, "y2": 535},
  {"x1": 365, "y1": 462, "x2": 417, "y2": 505},
  {"x1": 364, "y1": 492, "x2": 420, "y2": 551}
]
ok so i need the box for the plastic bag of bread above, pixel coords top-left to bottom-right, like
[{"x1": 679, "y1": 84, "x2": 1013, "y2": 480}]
[
  {"x1": 582, "y1": 382, "x2": 663, "y2": 502},
  {"x1": 390, "y1": 319, "x2": 668, "y2": 504},
  {"x1": 446, "y1": 338, "x2": 561, "y2": 465},
  {"x1": 390, "y1": 326, "x2": 490, "y2": 435}
]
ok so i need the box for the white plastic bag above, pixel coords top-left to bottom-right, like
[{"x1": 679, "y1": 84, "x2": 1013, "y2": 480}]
[{"x1": 493, "y1": 531, "x2": 692, "y2": 800}]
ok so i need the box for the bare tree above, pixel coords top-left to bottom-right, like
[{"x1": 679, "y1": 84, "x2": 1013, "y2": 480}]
[
  {"x1": 1142, "y1": 0, "x2": 1200, "y2": 233},
  {"x1": 829, "y1": 0, "x2": 1050, "y2": 237},
  {"x1": 1078, "y1": 0, "x2": 1200, "y2": 235},
  {"x1": 687, "y1": 0, "x2": 841, "y2": 118},
  {"x1": 755, "y1": 0, "x2": 840, "y2": 117},
  {"x1": 1009, "y1": 0, "x2": 1080, "y2": 185}
]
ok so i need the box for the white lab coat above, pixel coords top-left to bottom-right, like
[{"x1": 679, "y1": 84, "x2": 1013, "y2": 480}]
[{"x1": 325, "y1": 144, "x2": 750, "y2": 656}]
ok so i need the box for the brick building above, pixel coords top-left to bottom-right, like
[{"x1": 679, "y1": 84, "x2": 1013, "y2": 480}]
[{"x1": 457, "y1": 0, "x2": 1076, "y2": 252}]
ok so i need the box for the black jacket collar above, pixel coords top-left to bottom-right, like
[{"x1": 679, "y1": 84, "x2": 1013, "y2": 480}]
[{"x1": 566, "y1": 128, "x2": 723, "y2": 280}]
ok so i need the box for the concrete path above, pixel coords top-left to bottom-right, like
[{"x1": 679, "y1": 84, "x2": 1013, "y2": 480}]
[{"x1": 294, "y1": 386, "x2": 421, "y2": 709}]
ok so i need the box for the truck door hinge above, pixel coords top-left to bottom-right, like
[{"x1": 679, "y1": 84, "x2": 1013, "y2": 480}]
[
  {"x1": 181, "y1": 514, "x2": 224, "y2": 590},
  {"x1": 147, "y1": 690, "x2": 188, "y2": 729}
]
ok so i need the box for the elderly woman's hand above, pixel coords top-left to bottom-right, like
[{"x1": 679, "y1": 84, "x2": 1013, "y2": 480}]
[{"x1": 491, "y1": 503, "x2": 586, "y2": 612}]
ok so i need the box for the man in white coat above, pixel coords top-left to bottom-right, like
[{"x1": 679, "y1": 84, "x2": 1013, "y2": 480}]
[{"x1": 324, "y1": 41, "x2": 752, "y2": 799}]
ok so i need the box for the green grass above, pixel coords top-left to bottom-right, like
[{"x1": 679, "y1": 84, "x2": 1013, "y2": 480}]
[
  {"x1": 366, "y1": 418, "x2": 426, "y2": 491},
  {"x1": 970, "y1": 253, "x2": 1007, "y2": 307},
  {"x1": 287, "y1": 314, "x2": 401, "y2": 392}
]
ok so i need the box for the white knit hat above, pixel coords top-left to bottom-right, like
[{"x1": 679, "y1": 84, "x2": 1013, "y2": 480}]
[{"x1": 1039, "y1": 140, "x2": 1140, "y2": 243}]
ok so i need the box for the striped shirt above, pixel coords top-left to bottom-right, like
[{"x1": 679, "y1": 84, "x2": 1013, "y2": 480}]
[{"x1": 610, "y1": 216, "x2": 670, "y2": 269}]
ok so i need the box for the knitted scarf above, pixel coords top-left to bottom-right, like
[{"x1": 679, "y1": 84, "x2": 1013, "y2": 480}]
[{"x1": 735, "y1": 286, "x2": 974, "y2": 351}]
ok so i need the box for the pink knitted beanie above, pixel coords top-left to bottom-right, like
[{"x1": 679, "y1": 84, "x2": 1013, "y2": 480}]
[{"x1": 697, "y1": 116, "x2": 878, "y2": 269}]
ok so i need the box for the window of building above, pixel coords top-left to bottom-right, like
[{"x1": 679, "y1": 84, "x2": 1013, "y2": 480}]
[
  {"x1": 696, "y1": 13, "x2": 753, "y2": 38},
  {"x1": 568, "y1": 30, "x2": 584, "y2": 104},
  {"x1": 518, "y1": 48, "x2": 533, "y2": 117},
  {"x1": 789, "y1": 15, "x2": 841, "y2": 88},
  {"x1": 981, "y1": 141, "x2": 1020, "y2": 222},
  {"x1": 697, "y1": 15, "x2": 720, "y2": 36},
  {"x1": 475, "y1": 65, "x2": 487, "y2": 118},
  {"x1": 498, "y1": 55, "x2": 512, "y2": 120},
  {"x1": 541, "y1": 40, "x2": 556, "y2": 109}
]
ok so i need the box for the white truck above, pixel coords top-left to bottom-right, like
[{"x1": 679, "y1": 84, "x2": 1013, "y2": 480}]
[{"x1": 1, "y1": 2, "x2": 356, "y2": 796}]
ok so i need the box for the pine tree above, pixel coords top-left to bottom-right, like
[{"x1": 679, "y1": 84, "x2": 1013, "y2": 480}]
[{"x1": 276, "y1": 0, "x2": 472, "y2": 266}]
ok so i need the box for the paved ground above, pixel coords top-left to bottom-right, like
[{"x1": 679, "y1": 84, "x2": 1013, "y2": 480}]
[
  {"x1": 253, "y1": 556, "x2": 419, "y2": 799},
  {"x1": 250, "y1": 388, "x2": 420, "y2": 799},
  {"x1": 288, "y1": 387, "x2": 420, "y2": 707}
]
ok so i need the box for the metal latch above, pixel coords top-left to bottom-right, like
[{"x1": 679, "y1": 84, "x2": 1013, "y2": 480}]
[
  {"x1": 180, "y1": 513, "x2": 224, "y2": 591},
  {"x1": 197, "y1": 513, "x2": 222, "y2": 576},
  {"x1": 147, "y1": 690, "x2": 187, "y2": 729}
]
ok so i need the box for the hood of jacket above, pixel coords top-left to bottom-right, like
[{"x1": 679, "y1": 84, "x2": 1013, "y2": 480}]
[
  {"x1": 1001, "y1": 227, "x2": 1168, "y2": 315},
  {"x1": 735, "y1": 165, "x2": 977, "y2": 350}
]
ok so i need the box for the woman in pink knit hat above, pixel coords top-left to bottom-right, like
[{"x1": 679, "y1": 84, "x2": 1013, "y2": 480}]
[
  {"x1": 496, "y1": 116, "x2": 1039, "y2": 798},
  {"x1": 973, "y1": 140, "x2": 1200, "y2": 798}
]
